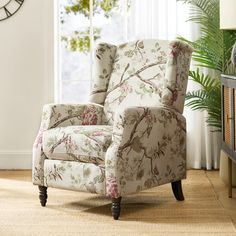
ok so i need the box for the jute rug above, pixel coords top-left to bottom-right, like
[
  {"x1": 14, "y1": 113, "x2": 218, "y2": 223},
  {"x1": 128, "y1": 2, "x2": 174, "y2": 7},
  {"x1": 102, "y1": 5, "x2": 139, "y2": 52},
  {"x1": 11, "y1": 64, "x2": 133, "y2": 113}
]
[{"x1": 0, "y1": 170, "x2": 235, "y2": 236}]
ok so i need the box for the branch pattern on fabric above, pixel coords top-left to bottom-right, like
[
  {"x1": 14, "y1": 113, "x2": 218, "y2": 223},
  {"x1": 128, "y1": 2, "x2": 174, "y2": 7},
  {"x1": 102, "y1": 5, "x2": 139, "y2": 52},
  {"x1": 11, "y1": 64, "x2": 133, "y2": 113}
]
[
  {"x1": 32, "y1": 103, "x2": 104, "y2": 186},
  {"x1": 105, "y1": 106, "x2": 187, "y2": 197},
  {"x1": 44, "y1": 160, "x2": 106, "y2": 194},
  {"x1": 43, "y1": 125, "x2": 113, "y2": 165},
  {"x1": 102, "y1": 40, "x2": 192, "y2": 124},
  {"x1": 90, "y1": 43, "x2": 117, "y2": 105}
]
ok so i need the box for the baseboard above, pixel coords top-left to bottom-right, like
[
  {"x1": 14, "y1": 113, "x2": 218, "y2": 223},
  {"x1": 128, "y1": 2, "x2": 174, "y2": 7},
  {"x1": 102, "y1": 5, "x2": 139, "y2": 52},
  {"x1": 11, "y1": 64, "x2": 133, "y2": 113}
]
[{"x1": 0, "y1": 151, "x2": 32, "y2": 169}]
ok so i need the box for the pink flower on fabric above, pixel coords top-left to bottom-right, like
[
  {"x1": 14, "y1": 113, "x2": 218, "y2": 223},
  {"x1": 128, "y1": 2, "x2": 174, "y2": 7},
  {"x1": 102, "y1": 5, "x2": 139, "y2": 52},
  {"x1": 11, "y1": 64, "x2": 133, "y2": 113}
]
[
  {"x1": 120, "y1": 83, "x2": 133, "y2": 94},
  {"x1": 171, "y1": 89, "x2": 178, "y2": 103},
  {"x1": 33, "y1": 131, "x2": 43, "y2": 149},
  {"x1": 92, "y1": 131, "x2": 103, "y2": 136},
  {"x1": 170, "y1": 43, "x2": 178, "y2": 58},
  {"x1": 82, "y1": 106, "x2": 98, "y2": 125},
  {"x1": 106, "y1": 177, "x2": 119, "y2": 198},
  {"x1": 63, "y1": 136, "x2": 78, "y2": 150},
  {"x1": 63, "y1": 136, "x2": 71, "y2": 145},
  {"x1": 167, "y1": 87, "x2": 178, "y2": 105},
  {"x1": 145, "y1": 111, "x2": 153, "y2": 123}
]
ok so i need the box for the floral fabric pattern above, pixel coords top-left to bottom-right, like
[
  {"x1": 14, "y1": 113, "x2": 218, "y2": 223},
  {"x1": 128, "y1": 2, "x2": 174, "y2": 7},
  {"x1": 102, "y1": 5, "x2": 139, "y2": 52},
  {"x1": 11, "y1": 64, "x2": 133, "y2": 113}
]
[
  {"x1": 102, "y1": 40, "x2": 192, "y2": 124},
  {"x1": 33, "y1": 103, "x2": 104, "y2": 186},
  {"x1": 33, "y1": 40, "x2": 192, "y2": 198},
  {"x1": 44, "y1": 160, "x2": 106, "y2": 194},
  {"x1": 40, "y1": 103, "x2": 104, "y2": 130},
  {"x1": 162, "y1": 41, "x2": 193, "y2": 113},
  {"x1": 105, "y1": 106, "x2": 186, "y2": 197},
  {"x1": 43, "y1": 125, "x2": 113, "y2": 165},
  {"x1": 89, "y1": 43, "x2": 117, "y2": 105}
]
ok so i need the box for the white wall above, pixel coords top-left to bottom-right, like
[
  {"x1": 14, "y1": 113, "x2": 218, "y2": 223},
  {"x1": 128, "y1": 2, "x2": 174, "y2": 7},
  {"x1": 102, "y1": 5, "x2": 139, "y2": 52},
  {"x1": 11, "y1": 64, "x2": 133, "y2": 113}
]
[{"x1": 0, "y1": 0, "x2": 55, "y2": 169}]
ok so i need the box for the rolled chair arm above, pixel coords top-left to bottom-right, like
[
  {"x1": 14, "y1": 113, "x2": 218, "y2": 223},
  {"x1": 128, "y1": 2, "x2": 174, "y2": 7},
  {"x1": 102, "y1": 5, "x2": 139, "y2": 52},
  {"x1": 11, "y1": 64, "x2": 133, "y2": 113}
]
[
  {"x1": 40, "y1": 103, "x2": 104, "y2": 131},
  {"x1": 33, "y1": 103, "x2": 104, "y2": 186}
]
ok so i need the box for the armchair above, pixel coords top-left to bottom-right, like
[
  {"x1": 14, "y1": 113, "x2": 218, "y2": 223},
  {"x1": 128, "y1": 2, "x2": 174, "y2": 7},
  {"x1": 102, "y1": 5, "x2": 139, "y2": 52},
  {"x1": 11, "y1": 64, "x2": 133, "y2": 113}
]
[{"x1": 33, "y1": 39, "x2": 192, "y2": 220}]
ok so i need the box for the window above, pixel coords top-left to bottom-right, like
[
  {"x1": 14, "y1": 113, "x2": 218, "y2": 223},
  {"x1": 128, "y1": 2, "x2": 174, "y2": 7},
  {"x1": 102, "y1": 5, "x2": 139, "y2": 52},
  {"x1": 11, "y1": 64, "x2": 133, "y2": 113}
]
[
  {"x1": 57, "y1": 0, "x2": 130, "y2": 103},
  {"x1": 57, "y1": 0, "x2": 190, "y2": 103}
]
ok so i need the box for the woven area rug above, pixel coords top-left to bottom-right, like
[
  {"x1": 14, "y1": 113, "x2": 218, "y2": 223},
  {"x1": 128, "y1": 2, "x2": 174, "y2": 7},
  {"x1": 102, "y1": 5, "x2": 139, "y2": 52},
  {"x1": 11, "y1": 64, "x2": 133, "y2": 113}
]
[{"x1": 0, "y1": 170, "x2": 235, "y2": 236}]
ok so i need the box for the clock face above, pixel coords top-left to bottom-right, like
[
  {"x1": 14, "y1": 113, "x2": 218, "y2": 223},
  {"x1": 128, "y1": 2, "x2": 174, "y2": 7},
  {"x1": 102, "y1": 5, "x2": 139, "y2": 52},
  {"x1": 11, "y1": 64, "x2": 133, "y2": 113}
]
[{"x1": 0, "y1": 0, "x2": 24, "y2": 21}]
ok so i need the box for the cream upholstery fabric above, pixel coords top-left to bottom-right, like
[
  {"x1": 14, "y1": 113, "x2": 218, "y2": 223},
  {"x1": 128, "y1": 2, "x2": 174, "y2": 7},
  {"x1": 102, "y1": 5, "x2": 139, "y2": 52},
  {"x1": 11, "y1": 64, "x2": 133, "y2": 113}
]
[
  {"x1": 43, "y1": 125, "x2": 112, "y2": 165},
  {"x1": 44, "y1": 160, "x2": 106, "y2": 194}
]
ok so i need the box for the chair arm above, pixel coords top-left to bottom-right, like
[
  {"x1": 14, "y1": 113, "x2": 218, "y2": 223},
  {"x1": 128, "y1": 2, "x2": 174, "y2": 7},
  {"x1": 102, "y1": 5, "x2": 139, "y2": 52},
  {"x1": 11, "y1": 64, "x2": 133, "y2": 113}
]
[
  {"x1": 40, "y1": 103, "x2": 104, "y2": 131},
  {"x1": 32, "y1": 103, "x2": 104, "y2": 186},
  {"x1": 105, "y1": 105, "x2": 186, "y2": 198}
]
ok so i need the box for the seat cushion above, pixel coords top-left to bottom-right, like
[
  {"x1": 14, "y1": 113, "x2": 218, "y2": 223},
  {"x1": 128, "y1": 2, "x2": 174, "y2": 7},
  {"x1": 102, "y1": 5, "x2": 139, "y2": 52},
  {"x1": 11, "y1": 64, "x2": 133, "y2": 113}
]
[{"x1": 43, "y1": 125, "x2": 113, "y2": 166}]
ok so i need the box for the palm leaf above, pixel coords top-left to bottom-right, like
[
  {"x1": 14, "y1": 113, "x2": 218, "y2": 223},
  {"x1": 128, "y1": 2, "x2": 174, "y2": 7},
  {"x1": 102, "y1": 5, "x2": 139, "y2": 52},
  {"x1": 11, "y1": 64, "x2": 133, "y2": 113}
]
[
  {"x1": 185, "y1": 70, "x2": 221, "y2": 130},
  {"x1": 178, "y1": 0, "x2": 236, "y2": 131},
  {"x1": 178, "y1": 0, "x2": 236, "y2": 73}
]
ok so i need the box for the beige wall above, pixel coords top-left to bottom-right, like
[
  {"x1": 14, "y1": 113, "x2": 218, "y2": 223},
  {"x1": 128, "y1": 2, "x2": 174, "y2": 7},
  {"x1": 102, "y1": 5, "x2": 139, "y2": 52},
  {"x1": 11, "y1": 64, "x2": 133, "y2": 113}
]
[{"x1": 0, "y1": 0, "x2": 55, "y2": 169}]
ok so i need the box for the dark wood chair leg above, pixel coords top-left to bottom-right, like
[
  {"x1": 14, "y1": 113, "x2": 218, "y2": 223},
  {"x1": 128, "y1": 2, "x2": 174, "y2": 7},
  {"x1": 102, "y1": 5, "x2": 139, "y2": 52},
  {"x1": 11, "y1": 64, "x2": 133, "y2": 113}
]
[
  {"x1": 111, "y1": 197, "x2": 122, "y2": 220},
  {"x1": 38, "y1": 186, "x2": 48, "y2": 207},
  {"x1": 171, "y1": 180, "x2": 184, "y2": 201}
]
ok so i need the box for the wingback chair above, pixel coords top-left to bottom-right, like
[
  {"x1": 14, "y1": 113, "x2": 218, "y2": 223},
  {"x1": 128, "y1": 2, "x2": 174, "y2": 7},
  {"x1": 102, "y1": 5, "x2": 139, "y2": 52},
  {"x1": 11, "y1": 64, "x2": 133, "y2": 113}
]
[{"x1": 33, "y1": 39, "x2": 192, "y2": 220}]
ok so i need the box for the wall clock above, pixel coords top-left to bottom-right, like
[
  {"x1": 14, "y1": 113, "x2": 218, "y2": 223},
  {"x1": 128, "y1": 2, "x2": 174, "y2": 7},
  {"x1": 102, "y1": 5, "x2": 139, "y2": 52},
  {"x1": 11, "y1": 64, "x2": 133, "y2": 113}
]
[{"x1": 0, "y1": 0, "x2": 24, "y2": 21}]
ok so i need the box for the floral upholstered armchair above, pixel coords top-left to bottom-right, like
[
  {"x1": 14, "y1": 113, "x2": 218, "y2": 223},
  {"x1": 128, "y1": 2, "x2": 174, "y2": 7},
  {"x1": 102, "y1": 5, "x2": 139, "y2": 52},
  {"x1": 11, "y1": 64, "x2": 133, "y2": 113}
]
[{"x1": 33, "y1": 39, "x2": 192, "y2": 220}]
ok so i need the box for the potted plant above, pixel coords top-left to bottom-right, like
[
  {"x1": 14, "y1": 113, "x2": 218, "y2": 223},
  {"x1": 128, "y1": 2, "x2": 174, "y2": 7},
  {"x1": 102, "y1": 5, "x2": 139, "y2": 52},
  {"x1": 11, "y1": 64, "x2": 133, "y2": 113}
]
[
  {"x1": 178, "y1": 0, "x2": 236, "y2": 131},
  {"x1": 179, "y1": 0, "x2": 236, "y2": 178}
]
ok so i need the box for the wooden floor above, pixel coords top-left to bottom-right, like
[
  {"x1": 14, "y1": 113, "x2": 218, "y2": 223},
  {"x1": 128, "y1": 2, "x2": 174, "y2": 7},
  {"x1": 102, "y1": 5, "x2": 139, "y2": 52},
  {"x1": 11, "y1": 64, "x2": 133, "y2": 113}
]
[{"x1": 0, "y1": 170, "x2": 235, "y2": 235}]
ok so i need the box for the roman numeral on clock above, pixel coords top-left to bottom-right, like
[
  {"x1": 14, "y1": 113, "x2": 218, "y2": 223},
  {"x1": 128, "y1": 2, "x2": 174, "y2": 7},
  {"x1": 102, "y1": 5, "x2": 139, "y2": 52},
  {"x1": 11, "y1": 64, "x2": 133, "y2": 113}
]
[
  {"x1": 15, "y1": 0, "x2": 24, "y2": 4},
  {"x1": 4, "y1": 7, "x2": 11, "y2": 17},
  {"x1": 0, "y1": 0, "x2": 24, "y2": 21}
]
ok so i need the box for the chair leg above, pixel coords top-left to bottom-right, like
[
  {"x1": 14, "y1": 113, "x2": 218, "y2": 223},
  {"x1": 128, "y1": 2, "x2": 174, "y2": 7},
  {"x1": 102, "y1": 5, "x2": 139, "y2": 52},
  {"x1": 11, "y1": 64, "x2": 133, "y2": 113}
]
[
  {"x1": 171, "y1": 180, "x2": 184, "y2": 201},
  {"x1": 111, "y1": 197, "x2": 122, "y2": 220},
  {"x1": 38, "y1": 186, "x2": 48, "y2": 207}
]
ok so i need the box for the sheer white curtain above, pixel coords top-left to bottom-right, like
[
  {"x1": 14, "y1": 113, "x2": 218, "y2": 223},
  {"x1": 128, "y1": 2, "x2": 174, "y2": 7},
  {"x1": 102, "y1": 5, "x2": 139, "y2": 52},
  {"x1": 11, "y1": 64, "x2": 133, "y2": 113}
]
[
  {"x1": 127, "y1": 0, "x2": 220, "y2": 170},
  {"x1": 127, "y1": 0, "x2": 190, "y2": 40}
]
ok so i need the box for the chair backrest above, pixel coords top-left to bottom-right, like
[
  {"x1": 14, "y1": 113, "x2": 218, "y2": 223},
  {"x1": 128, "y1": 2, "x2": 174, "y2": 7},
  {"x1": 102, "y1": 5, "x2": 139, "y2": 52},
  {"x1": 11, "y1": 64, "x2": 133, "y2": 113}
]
[{"x1": 90, "y1": 39, "x2": 193, "y2": 125}]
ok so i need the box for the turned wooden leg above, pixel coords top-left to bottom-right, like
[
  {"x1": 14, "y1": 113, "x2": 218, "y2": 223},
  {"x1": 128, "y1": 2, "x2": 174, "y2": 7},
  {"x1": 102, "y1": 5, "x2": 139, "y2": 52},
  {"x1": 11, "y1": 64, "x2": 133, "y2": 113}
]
[
  {"x1": 111, "y1": 197, "x2": 122, "y2": 220},
  {"x1": 171, "y1": 180, "x2": 184, "y2": 201},
  {"x1": 38, "y1": 186, "x2": 48, "y2": 207},
  {"x1": 228, "y1": 157, "x2": 232, "y2": 198}
]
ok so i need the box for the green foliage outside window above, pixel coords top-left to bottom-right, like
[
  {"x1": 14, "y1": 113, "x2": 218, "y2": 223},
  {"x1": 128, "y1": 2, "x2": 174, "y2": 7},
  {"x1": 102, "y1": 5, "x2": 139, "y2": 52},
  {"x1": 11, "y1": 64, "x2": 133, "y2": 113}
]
[
  {"x1": 61, "y1": 27, "x2": 101, "y2": 52},
  {"x1": 61, "y1": 0, "x2": 119, "y2": 53}
]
